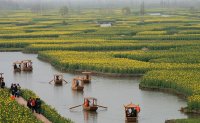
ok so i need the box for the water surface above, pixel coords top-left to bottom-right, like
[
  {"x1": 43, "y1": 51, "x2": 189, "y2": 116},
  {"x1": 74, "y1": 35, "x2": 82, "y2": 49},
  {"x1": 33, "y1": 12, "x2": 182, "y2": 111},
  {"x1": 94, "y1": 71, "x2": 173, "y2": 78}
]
[{"x1": 0, "y1": 52, "x2": 187, "y2": 123}]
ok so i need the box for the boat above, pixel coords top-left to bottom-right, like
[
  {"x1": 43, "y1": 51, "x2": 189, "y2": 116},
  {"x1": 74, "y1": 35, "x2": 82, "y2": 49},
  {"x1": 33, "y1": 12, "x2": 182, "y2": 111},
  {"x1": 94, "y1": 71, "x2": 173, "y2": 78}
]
[
  {"x1": 13, "y1": 60, "x2": 33, "y2": 72},
  {"x1": 124, "y1": 103, "x2": 140, "y2": 122},
  {"x1": 54, "y1": 74, "x2": 63, "y2": 85},
  {"x1": 71, "y1": 78, "x2": 84, "y2": 91},
  {"x1": 49, "y1": 74, "x2": 68, "y2": 85},
  {"x1": 82, "y1": 97, "x2": 98, "y2": 111},
  {"x1": 81, "y1": 72, "x2": 91, "y2": 83},
  {"x1": 69, "y1": 97, "x2": 107, "y2": 111},
  {"x1": 21, "y1": 60, "x2": 33, "y2": 71}
]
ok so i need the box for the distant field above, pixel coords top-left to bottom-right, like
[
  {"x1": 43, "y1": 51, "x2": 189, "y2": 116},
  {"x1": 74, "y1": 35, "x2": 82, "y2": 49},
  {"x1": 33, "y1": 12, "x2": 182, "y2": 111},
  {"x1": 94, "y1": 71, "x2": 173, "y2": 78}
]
[{"x1": 0, "y1": 8, "x2": 200, "y2": 122}]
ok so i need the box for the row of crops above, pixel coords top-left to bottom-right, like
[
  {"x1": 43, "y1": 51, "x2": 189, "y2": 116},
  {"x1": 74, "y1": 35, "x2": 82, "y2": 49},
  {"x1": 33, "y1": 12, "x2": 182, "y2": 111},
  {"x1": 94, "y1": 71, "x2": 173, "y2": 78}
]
[
  {"x1": 114, "y1": 48, "x2": 200, "y2": 63},
  {"x1": 25, "y1": 42, "x2": 200, "y2": 52},
  {"x1": 38, "y1": 51, "x2": 200, "y2": 74},
  {"x1": 140, "y1": 70, "x2": 200, "y2": 110}
]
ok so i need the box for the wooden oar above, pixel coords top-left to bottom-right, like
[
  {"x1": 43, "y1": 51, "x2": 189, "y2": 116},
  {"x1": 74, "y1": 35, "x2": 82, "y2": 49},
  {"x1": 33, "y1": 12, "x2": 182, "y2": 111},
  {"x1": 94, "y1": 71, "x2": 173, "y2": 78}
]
[
  {"x1": 49, "y1": 79, "x2": 54, "y2": 84},
  {"x1": 63, "y1": 79, "x2": 68, "y2": 84},
  {"x1": 69, "y1": 104, "x2": 82, "y2": 109},
  {"x1": 97, "y1": 105, "x2": 107, "y2": 109}
]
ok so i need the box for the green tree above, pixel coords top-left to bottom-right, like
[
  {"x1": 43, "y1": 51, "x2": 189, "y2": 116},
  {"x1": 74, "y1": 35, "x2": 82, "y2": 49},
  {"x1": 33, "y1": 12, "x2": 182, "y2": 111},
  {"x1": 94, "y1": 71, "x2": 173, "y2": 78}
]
[
  {"x1": 31, "y1": 4, "x2": 42, "y2": 14},
  {"x1": 122, "y1": 7, "x2": 131, "y2": 15},
  {"x1": 60, "y1": 6, "x2": 69, "y2": 17}
]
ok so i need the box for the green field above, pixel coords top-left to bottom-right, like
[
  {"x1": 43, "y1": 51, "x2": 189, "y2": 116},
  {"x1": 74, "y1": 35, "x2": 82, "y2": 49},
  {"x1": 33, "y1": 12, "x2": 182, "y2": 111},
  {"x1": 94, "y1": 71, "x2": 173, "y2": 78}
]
[{"x1": 1, "y1": 8, "x2": 200, "y2": 122}]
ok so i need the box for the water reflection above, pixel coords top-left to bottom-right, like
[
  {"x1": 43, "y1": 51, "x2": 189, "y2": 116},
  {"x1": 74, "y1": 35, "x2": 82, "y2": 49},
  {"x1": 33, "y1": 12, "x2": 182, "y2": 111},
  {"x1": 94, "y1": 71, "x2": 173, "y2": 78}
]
[
  {"x1": 84, "y1": 111, "x2": 98, "y2": 123},
  {"x1": 71, "y1": 90, "x2": 84, "y2": 98}
]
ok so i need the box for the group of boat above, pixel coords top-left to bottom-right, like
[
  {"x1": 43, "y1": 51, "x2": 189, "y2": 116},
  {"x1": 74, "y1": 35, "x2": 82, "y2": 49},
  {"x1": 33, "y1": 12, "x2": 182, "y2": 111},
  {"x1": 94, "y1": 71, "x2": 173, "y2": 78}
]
[
  {"x1": 48, "y1": 72, "x2": 91, "y2": 91},
  {"x1": 12, "y1": 60, "x2": 140, "y2": 122}
]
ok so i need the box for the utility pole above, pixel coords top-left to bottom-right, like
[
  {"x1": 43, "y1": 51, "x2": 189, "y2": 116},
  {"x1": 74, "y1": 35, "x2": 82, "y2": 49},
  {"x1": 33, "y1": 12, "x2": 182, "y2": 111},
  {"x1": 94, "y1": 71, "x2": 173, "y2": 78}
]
[{"x1": 140, "y1": 1, "x2": 145, "y2": 16}]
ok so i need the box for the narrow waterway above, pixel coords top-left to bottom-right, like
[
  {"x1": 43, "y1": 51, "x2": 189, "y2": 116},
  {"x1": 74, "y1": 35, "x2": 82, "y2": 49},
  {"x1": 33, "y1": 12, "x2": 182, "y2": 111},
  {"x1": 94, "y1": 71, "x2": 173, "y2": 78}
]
[{"x1": 0, "y1": 52, "x2": 188, "y2": 123}]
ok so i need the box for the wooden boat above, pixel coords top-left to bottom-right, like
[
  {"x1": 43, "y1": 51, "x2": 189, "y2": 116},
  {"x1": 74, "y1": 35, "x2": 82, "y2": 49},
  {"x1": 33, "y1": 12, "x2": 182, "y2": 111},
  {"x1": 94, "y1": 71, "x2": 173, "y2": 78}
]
[
  {"x1": 124, "y1": 103, "x2": 140, "y2": 122},
  {"x1": 13, "y1": 60, "x2": 33, "y2": 72},
  {"x1": 69, "y1": 97, "x2": 107, "y2": 111},
  {"x1": 49, "y1": 74, "x2": 68, "y2": 85},
  {"x1": 82, "y1": 97, "x2": 98, "y2": 111},
  {"x1": 21, "y1": 60, "x2": 32, "y2": 71},
  {"x1": 54, "y1": 74, "x2": 63, "y2": 85},
  {"x1": 81, "y1": 72, "x2": 91, "y2": 83},
  {"x1": 71, "y1": 78, "x2": 84, "y2": 91}
]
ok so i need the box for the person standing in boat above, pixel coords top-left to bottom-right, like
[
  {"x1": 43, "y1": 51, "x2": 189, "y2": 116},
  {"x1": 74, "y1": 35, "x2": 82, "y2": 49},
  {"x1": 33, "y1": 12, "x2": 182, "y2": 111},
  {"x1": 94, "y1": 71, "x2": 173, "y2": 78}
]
[
  {"x1": 56, "y1": 75, "x2": 59, "y2": 81},
  {"x1": 76, "y1": 80, "x2": 79, "y2": 87},
  {"x1": 85, "y1": 99, "x2": 90, "y2": 107},
  {"x1": 131, "y1": 108, "x2": 137, "y2": 117},
  {"x1": 14, "y1": 64, "x2": 17, "y2": 69}
]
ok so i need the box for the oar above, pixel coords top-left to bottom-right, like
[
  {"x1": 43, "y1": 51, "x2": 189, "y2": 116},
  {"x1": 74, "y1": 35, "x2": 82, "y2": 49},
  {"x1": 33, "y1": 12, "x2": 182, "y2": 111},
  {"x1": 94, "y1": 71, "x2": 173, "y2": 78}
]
[
  {"x1": 97, "y1": 105, "x2": 107, "y2": 109},
  {"x1": 63, "y1": 79, "x2": 68, "y2": 84},
  {"x1": 49, "y1": 79, "x2": 54, "y2": 84},
  {"x1": 69, "y1": 104, "x2": 82, "y2": 109}
]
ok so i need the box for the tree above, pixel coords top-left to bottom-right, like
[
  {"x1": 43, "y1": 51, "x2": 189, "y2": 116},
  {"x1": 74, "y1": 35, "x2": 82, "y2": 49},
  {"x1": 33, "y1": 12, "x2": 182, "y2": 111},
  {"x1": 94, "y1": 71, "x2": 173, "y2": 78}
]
[
  {"x1": 122, "y1": 7, "x2": 131, "y2": 15},
  {"x1": 31, "y1": 4, "x2": 42, "y2": 14},
  {"x1": 189, "y1": 6, "x2": 196, "y2": 14},
  {"x1": 140, "y1": 1, "x2": 145, "y2": 16},
  {"x1": 60, "y1": 6, "x2": 69, "y2": 17}
]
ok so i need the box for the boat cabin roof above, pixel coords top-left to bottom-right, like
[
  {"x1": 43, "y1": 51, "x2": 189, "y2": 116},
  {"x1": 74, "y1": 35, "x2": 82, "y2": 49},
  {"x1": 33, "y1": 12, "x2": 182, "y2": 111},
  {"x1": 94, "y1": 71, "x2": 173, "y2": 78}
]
[
  {"x1": 13, "y1": 61, "x2": 22, "y2": 64},
  {"x1": 84, "y1": 97, "x2": 97, "y2": 101},
  {"x1": 124, "y1": 103, "x2": 138, "y2": 108},
  {"x1": 54, "y1": 74, "x2": 63, "y2": 77},
  {"x1": 22, "y1": 60, "x2": 32, "y2": 63},
  {"x1": 82, "y1": 72, "x2": 91, "y2": 74},
  {"x1": 73, "y1": 77, "x2": 83, "y2": 81}
]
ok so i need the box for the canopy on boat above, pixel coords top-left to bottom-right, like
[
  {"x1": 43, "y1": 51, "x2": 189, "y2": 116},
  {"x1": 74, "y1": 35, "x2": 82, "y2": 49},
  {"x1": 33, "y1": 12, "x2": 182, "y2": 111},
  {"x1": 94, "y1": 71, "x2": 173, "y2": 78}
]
[
  {"x1": 84, "y1": 97, "x2": 97, "y2": 101},
  {"x1": 124, "y1": 103, "x2": 138, "y2": 108},
  {"x1": 13, "y1": 61, "x2": 22, "y2": 64},
  {"x1": 82, "y1": 72, "x2": 92, "y2": 74},
  {"x1": 54, "y1": 74, "x2": 63, "y2": 76},
  {"x1": 21, "y1": 60, "x2": 32, "y2": 63},
  {"x1": 74, "y1": 77, "x2": 84, "y2": 81},
  {"x1": 72, "y1": 78, "x2": 84, "y2": 87}
]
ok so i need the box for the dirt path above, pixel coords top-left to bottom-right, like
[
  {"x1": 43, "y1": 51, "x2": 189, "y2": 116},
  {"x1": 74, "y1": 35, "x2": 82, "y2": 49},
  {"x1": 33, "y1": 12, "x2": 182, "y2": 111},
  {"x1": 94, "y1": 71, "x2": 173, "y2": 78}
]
[{"x1": 15, "y1": 96, "x2": 52, "y2": 123}]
